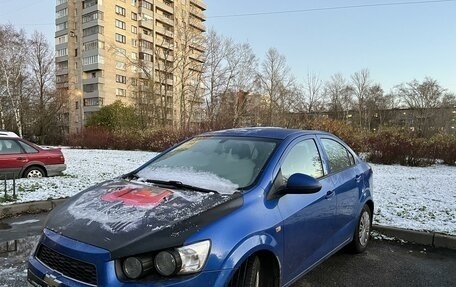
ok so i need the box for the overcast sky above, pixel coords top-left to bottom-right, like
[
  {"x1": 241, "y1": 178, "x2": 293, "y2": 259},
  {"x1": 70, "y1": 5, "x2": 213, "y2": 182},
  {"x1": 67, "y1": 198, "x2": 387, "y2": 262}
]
[{"x1": 1, "y1": 0, "x2": 455, "y2": 92}]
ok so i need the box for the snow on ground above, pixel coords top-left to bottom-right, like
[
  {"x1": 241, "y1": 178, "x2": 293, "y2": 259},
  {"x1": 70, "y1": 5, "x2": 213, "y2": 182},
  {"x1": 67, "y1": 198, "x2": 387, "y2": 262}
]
[
  {"x1": 1, "y1": 149, "x2": 455, "y2": 235},
  {"x1": 371, "y1": 163, "x2": 456, "y2": 235}
]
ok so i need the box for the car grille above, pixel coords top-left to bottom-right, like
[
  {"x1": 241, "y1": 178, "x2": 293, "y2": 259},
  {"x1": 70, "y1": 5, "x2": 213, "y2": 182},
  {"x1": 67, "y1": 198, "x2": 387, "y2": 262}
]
[{"x1": 36, "y1": 244, "x2": 98, "y2": 286}]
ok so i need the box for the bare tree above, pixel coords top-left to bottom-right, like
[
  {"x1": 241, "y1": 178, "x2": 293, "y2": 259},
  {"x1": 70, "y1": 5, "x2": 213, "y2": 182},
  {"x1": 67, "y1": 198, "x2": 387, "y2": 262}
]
[
  {"x1": 323, "y1": 73, "x2": 353, "y2": 120},
  {"x1": 28, "y1": 31, "x2": 61, "y2": 143},
  {"x1": 257, "y1": 48, "x2": 295, "y2": 126},
  {"x1": 301, "y1": 72, "x2": 323, "y2": 113},
  {"x1": 351, "y1": 69, "x2": 372, "y2": 128},
  {"x1": 203, "y1": 30, "x2": 258, "y2": 129},
  {"x1": 395, "y1": 77, "x2": 446, "y2": 135},
  {"x1": 0, "y1": 25, "x2": 28, "y2": 136}
]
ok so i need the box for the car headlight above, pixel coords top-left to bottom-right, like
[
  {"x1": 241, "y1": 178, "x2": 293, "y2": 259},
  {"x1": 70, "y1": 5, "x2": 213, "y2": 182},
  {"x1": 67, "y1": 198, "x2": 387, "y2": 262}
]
[
  {"x1": 122, "y1": 256, "x2": 154, "y2": 279},
  {"x1": 175, "y1": 240, "x2": 211, "y2": 275},
  {"x1": 121, "y1": 240, "x2": 211, "y2": 279},
  {"x1": 155, "y1": 240, "x2": 211, "y2": 276}
]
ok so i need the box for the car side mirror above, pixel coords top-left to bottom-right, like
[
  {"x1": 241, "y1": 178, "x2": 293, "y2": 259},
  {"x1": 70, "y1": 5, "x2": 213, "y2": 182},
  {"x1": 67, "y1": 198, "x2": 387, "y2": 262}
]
[{"x1": 285, "y1": 173, "x2": 322, "y2": 194}]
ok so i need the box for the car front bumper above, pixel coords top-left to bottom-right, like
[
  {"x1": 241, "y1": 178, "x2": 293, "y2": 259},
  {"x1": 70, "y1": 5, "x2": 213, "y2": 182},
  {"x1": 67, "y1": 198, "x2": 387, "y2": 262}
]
[{"x1": 28, "y1": 229, "x2": 232, "y2": 287}]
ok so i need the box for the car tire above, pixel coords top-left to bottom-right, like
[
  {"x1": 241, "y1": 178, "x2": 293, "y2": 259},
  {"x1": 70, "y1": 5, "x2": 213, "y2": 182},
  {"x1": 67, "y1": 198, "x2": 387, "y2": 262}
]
[
  {"x1": 24, "y1": 166, "x2": 46, "y2": 178},
  {"x1": 349, "y1": 204, "x2": 372, "y2": 253},
  {"x1": 229, "y1": 256, "x2": 261, "y2": 287}
]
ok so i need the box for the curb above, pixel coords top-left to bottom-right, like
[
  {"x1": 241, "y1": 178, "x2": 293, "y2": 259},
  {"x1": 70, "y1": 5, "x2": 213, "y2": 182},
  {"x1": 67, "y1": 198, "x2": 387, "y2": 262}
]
[
  {"x1": 0, "y1": 198, "x2": 68, "y2": 219},
  {"x1": 373, "y1": 224, "x2": 456, "y2": 250},
  {"x1": 1, "y1": 200, "x2": 456, "y2": 250}
]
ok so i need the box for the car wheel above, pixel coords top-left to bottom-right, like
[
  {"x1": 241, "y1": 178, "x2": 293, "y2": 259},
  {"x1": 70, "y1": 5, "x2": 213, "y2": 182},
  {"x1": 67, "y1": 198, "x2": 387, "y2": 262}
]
[
  {"x1": 24, "y1": 166, "x2": 45, "y2": 178},
  {"x1": 349, "y1": 204, "x2": 372, "y2": 253},
  {"x1": 229, "y1": 256, "x2": 261, "y2": 287}
]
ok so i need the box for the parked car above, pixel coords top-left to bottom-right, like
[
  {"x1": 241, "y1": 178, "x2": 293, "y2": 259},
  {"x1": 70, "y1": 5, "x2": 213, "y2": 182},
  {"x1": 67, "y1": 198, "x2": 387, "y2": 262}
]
[
  {"x1": 28, "y1": 128, "x2": 373, "y2": 287},
  {"x1": 0, "y1": 135, "x2": 66, "y2": 179}
]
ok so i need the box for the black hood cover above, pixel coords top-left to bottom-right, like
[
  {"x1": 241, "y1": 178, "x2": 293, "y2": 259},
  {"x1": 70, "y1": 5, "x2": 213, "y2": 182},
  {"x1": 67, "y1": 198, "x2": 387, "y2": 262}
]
[{"x1": 45, "y1": 180, "x2": 242, "y2": 259}]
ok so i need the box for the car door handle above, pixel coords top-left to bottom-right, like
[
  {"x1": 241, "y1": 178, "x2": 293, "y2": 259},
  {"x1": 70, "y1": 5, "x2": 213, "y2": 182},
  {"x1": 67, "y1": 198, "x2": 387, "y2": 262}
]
[
  {"x1": 325, "y1": 190, "x2": 335, "y2": 199},
  {"x1": 355, "y1": 174, "x2": 362, "y2": 183},
  {"x1": 16, "y1": 157, "x2": 27, "y2": 161}
]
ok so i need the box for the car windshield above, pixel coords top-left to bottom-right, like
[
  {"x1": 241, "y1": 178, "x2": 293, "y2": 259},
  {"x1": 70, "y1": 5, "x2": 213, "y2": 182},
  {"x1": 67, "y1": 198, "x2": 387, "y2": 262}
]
[{"x1": 136, "y1": 137, "x2": 277, "y2": 193}]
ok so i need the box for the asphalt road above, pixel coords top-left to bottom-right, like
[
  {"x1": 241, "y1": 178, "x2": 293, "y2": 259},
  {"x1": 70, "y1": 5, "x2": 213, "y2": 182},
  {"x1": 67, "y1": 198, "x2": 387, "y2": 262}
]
[{"x1": 1, "y1": 213, "x2": 455, "y2": 287}]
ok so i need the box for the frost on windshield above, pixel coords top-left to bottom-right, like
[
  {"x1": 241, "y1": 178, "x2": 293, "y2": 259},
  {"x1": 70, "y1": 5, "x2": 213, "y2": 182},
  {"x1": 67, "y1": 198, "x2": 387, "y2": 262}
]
[
  {"x1": 136, "y1": 166, "x2": 239, "y2": 194},
  {"x1": 65, "y1": 181, "x2": 234, "y2": 234}
]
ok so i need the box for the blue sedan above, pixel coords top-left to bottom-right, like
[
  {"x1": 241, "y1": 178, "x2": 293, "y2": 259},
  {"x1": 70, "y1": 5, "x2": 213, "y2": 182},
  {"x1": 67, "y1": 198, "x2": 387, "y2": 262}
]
[{"x1": 28, "y1": 128, "x2": 373, "y2": 287}]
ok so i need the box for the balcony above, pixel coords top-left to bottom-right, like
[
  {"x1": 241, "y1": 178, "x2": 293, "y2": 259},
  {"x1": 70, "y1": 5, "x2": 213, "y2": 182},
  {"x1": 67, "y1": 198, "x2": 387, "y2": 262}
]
[
  {"x1": 155, "y1": 25, "x2": 174, "y2": 38},
  {"x1": 190, "y1": 0, "x2": 206, "y2": 10},
  {"x1": 82, "y1": 77, "x2": 105, "y2": 85},
  {"x1": 155, "y1": 14, "x2": 174, "y2": 26},
  {"x1": 189, "y1": 20, "x2": 205, "y2": 32},
  {"x1": 139, "y1": 19, "x2": 154, "y2": 30},
  {"x1": 139, "y1": 32, "x2": 154, "y2": 43},
  {"x1": 189, "y1": 8, "x2": 205, "y2": 21},
  {"x1": 155, "y1": 1, "x2": 174, "y2": 15}
]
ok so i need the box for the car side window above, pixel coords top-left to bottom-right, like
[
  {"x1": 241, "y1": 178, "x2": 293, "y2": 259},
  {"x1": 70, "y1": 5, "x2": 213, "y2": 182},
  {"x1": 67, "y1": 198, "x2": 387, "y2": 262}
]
[
  {"x1": 281, "y1": 139, "x2": 324, "y2": 181},
  {"x1": 18, "y1": 141, "x2": 38, "y2": 153},
  {"x1": 321, "y1": 138, "x2": 355, "y2": 173},
  {"x1": 0, "y1": 139, "x2": 23, "y2": 155}
]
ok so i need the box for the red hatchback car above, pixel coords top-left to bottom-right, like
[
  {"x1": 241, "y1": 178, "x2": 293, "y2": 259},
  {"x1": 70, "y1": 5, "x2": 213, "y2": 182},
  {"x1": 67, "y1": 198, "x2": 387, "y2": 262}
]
[{"x1": 0, "y1": 135, "x2": 66, "y2": 179}]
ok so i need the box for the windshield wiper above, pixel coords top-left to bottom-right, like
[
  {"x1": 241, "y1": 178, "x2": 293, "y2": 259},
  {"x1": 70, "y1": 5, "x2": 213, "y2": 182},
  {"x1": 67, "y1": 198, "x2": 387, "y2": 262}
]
[{"x1": 144, "y1": 179, "x2": 219, "y2": 194}]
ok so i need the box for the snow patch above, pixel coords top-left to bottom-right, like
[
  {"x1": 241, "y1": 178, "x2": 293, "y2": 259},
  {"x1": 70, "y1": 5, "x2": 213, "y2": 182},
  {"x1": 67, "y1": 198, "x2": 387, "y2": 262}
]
[{"x1": 136, "y1": 166, "x2": 239, "y2": 194}]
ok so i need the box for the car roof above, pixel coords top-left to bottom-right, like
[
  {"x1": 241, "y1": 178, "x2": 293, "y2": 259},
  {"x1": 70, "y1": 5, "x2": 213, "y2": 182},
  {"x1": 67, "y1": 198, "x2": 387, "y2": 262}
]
[
  {"x1": 0, "y1": 130, "x2": 19, "y2": 138},
  {"x1": 200, "y1": 127, "x2": 332, "y2": 140}
]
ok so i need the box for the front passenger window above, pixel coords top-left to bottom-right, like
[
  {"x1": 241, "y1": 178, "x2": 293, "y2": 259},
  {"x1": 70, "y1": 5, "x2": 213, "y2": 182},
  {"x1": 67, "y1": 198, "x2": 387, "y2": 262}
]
[{"x1": 281, "y1": 139, "x2": 324, "y2": 182}]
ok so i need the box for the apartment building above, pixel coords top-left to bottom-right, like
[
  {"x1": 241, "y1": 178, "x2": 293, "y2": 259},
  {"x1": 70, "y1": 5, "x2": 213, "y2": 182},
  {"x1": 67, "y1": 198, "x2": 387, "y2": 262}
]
[{"x1": 55, "y1": 0, "x2": 206, "y2": 134}]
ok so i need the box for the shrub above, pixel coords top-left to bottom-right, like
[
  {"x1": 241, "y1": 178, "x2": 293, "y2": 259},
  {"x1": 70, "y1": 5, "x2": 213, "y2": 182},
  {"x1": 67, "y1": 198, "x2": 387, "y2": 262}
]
[{"x1": 429, "y1": 133, "x2": 456, "y2": 165}]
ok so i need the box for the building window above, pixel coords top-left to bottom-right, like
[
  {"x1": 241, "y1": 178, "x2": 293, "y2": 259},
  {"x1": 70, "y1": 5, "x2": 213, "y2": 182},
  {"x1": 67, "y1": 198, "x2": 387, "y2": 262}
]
[
  {"x1": 139, "y1": 39, "x2": 153, "y2": 49},
  {"x1": 131, "y1": 12, "x2": 137, "y2": 20},
  {"x1": 141, "y1": 13, "x2": 153, "y2": 21},
  {"x1": 84, "y1": 97, "x2": 103, "y2": 107},
  {"x1": 83, "y1": 40, "x2": 105, "y2": 51},
  {"x1": 56, "y1": 8, "x2": 68, "y2": 19},
  {"x1": 116, "y1": 61, "x2": 126, "y2": 70},
  {"x1": 114, "y1": 47, "x2": 126, "y2": 56},
  {"x1": 57, "y1": 0, "x2": 68, "y2": 5},
  {"x1": 131, "y1": 39, "x2": 137, "y2": 47},
  {"x1": 83, "y1": 0, "x2": 98, "y2": 9},
  {"x1": 139, "y1": 52, "x2": 153, "y2": 62},
  {"x1": 115, "y1": 5, "x2": 126, "y2": 16},
  {"x1": 83, "y1": 25, "x2": 104, "y2": 37},
  {"x1": 131, "y1": 0, "x2": 137, "y2": 6},
  {"x1": 131, "y1": 25, "x2": 137, "y2": 34},
  {"x1": 56, "y1": 74, "x2": 68, "y2": 84},
  {"x1": 83, "y1": 84, "x2": 98, "y2": 93},
  {"x1": 115, "y1": 19, "x2": 126, "y2": 30},
  {"x1": 56, "y1": 61, "x2": 68, "y2": 70},
  {"x1": 82, "y1": 11, "x2": 103, "y2": 23},
  {"x1": 83, "y1": 55, "x2": 104, "y2": 65},
  {"x1": 56, "y1": 22, "x2": 68, "y2": 32},
  {"x1": 131, "y1": 52, "x2": 137, "y2": 59},
  {"x1": 56, "y1": 34, "x2": 68, "y2": 44},
  {"x1": 116, "y1": 74, "x2": 127, "y2": 84},
  {"x1": 140, "y1": 0, "x2": 153, "y2": 10},
  {"x1": 116, "y1": 88, "x2": 126, "y2": 97},
  {"x1": 115, "y1": 33, "x2": 126, "y2": 43},
  {"x1": 56, "y1": 48, "x2": 68, "y2": 57}
]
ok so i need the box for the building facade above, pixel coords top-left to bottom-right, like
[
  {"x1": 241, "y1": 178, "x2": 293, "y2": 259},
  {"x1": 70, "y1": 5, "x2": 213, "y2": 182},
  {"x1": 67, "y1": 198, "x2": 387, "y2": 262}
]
[{"x1": 55, "y1": 0, "x2": 206, "y2": 134}]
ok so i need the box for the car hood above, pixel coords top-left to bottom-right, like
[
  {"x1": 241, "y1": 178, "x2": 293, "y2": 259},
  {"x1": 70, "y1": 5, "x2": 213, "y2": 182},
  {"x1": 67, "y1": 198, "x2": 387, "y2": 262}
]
[{"x1": 45, "y1": 179, "x2": 243, "y2": 259}]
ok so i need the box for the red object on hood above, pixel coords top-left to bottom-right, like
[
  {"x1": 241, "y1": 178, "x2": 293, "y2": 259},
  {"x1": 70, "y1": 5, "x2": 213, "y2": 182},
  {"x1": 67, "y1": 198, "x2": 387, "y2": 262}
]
[{"x1": 102, "y1": 186, "x2": 173, "y2": 207}]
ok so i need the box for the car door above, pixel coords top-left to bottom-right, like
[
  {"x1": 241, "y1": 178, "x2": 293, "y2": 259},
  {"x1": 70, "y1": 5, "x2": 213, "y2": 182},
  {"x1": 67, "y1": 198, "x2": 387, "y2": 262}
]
[
  {"x1": 0, "y1": 139, "x2": 27, "y2": 178},
  {"x1": 319, "y1": 137, "x2": 361, "y2": 245},
  {"x1": 274, "y1": 137, "x2": 337, "y2": 284}
]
